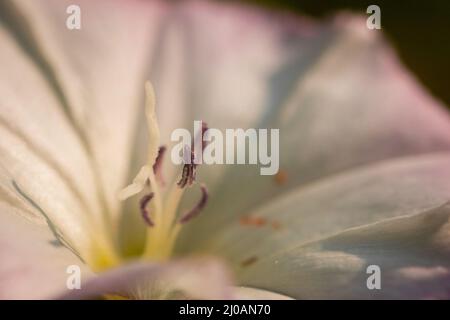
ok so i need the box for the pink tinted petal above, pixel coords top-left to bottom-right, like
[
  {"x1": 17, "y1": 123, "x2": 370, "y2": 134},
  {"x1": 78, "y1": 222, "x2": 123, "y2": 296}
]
[
  {"x1": 0, "y1": 207, "x2": 92, "y2": 299},
  {"x1": 59, "y1": 258, "x2": 232, "y2": 300},
  {"x1": 174, "y1": 5, "x2": 450, "y2": 251}
]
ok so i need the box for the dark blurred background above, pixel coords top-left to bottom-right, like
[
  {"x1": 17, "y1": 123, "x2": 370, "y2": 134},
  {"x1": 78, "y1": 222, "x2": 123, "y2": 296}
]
[{"x1": 241, "y1": 0, "x2": 450, "y2": 106}]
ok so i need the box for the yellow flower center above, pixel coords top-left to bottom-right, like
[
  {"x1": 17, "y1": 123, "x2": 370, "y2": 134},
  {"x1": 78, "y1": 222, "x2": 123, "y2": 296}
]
[{"x1": 13, "y1": 82, "x2": 202, "y2": 273}]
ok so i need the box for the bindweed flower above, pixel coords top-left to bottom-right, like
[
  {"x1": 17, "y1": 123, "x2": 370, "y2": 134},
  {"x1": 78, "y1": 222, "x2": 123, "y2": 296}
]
[{"x1": 1, "y1": 0, "x2": 450, "y2": 299}]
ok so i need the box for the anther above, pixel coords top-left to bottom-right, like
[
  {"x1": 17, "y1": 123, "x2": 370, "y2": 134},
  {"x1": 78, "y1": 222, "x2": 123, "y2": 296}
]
[
  {"x1": 179, "y1": 184, "x2": 208, "y2": 224},
  {"x1": 178, "y1": 164, "x2": 191, "y2": 188},
  {"x1": 178, "y1": 145, "x2": 196, "y2": 188},
  {"x1": 177, "y1": 122, "x2": 208, "y2": 188},
  {"x1": 201, "y1": 121, "x2": 209, "y2": 152},
  {"x1": 140, "y1": 192, "x2": 155, "y2": 227},
  {"x1": 153, "y1": 146, "x2": 167, "y2": 185}
]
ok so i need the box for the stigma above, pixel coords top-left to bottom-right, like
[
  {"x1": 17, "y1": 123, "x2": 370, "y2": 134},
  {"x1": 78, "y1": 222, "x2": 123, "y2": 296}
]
[{"x1": 118, "y1": 82, "x2": 209, "y2": 261}]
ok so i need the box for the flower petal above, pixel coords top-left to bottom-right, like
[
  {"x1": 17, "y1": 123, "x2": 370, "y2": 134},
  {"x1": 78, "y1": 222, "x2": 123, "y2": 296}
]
[
  {"x1": 0, "y1": 203, "x2": 91, "y2": 299},
  {"x1": 236, "y1": 203, "x2": 450, "y2": 299},
  {"x1": 0, "y1": 24, "x2": 106, "y2": 257},
  {"x1": 147, "y1": 0, "x2": 332, "y2": 182},
  {"x1": 1, "y1": 0, "x2": 167, "y2": 224},
  {"x1": 195, "y1": 153, "x2": 450, "y2": 265},
  {"x1": 150, "y1": 1, "x2": 325, "y2": 130},
  {"x1": 59, "y1": 258, "x2": 232, "y2": 300},
  {"x1": 175, "y1": 8, "x2": 450, "y2": 250}
]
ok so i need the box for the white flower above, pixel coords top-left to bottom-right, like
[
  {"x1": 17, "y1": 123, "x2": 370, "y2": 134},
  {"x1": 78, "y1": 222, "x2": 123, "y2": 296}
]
[{"x1": 1, "y1": 0, "x2": 450, "y2": 299}]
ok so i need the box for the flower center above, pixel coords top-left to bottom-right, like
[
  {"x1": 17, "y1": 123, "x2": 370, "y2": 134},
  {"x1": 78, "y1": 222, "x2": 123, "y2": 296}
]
[{"x1": 118, "y1": 82, "x2": 208, "y2": 261}]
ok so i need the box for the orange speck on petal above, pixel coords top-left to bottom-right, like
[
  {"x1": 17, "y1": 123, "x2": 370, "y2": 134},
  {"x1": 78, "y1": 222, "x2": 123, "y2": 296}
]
[
  {"x1": 240, "y1": 215, "x2": 267, "y2": 227},
  {"x1": 274, "y1": 170, "x2": 288, "y2": 185}
]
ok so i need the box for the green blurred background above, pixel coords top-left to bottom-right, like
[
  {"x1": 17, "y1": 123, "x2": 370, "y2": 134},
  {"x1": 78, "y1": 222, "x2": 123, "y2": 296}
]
[{"x1": 241, "y1": 0, "x2": 450, "y2": 106}]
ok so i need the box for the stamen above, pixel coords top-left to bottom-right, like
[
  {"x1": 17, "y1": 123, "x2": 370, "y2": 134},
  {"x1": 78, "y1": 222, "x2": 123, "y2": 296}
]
[
  {"x1": 201, "y1": 121, "x2": 209, "y2": 152},
  {"x1": 139, "y1": 192, "x2": 154, "y2": 227},
  {"x1": 126, "y1": 86, "x2": 212, "y2": 260},
  {"x1": 179, "y1": 184, "x2": 208, "y2": 224},
  {"x1": 177, "y1": 145, "x2": 196, "y2": 188},
  {"x1": 177, "y1": 122, "x2": 208, "y2": 188},
  {"x1": 153, "y1": 146, "x2": 167, "y2": 185},
  {"x1": 189, "y1": 165, "x2": 197, "y2": 185},
  {"x1": 177, "y1": 166, "x2": 189, "y2": 188}
]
